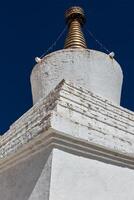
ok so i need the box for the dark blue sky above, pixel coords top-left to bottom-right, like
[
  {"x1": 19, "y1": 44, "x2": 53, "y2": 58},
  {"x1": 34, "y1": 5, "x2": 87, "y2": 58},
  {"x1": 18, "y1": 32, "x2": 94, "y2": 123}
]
[{"x1": 0, "y1": 0, "x2": 134, "y2": 134}]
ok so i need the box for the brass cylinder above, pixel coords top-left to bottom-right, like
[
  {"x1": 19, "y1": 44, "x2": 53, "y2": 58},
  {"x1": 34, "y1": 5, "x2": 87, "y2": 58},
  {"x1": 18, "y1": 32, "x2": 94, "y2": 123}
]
[{"x1": 64, "y1": 6, "x2": 87, "y2": 49}]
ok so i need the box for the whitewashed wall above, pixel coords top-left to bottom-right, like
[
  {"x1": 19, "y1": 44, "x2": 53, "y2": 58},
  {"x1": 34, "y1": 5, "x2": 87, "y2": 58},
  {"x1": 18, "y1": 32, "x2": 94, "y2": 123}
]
[
  {"x1": 1, "y1": 81, "x2": 134, "y2": 200},
  {"x1": 31, "y1": 49, "x2": 123, "y2": 105},
  {"x1": 50, "y1": 149, "x2": 134, "y2": 200},
  {"x1": 0, "y1": 149, "x2": 52, "y2": 200}
]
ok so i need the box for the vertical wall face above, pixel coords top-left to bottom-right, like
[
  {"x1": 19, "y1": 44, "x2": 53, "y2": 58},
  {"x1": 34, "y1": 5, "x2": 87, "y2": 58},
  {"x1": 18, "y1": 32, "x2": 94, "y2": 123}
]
[
  {"x1": 50, "y1": 149, "x2": 134, "y2": 200},
  {"x1": 31, "y1": 49, "x2": 123, "y2": 105},
  {"x1": 0, "y1": 149, "x2": 52, "y2": 200}
]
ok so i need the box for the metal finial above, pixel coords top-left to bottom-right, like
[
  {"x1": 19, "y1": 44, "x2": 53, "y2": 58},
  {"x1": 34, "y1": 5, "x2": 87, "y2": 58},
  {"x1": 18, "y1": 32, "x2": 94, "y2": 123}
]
[{"x1": 64, "y1": 6, "x2": 87, "y2": 49}]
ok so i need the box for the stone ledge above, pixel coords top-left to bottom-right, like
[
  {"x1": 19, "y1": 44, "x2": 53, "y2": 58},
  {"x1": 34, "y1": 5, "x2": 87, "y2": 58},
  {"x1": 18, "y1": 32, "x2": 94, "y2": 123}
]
[
  {"x1": 1, "y1": 131, "x2": 134, "y2": 173},
  {"x1": 1, "y1": 80, "x2": 134, "y2": 171}
]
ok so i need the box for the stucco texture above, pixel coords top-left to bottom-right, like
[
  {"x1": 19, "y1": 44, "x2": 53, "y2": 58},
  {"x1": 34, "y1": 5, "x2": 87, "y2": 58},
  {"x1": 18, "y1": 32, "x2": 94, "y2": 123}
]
[{"x1": 31, "y1": 49, "x2": 123, "y2": 105}]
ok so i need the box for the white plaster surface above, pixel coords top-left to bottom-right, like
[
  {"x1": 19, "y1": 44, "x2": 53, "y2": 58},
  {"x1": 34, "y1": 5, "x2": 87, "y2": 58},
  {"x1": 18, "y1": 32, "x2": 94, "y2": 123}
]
[
  {"x1": 0, "y1": 81, "x2": 134, "y2": 200},
  {"x1": 1, "y1": 81, "x2": 134, "y2": 166},
  {"x1": 50, "y1": 148, "x2": 134, "y2": 200},
  {"x1": 1, "y1": 147, "x2": 134, "y2": 200},
  {"x1": 0, "y1": 148, "x2": 52, "y2": 200},
  {"x1": 31, "y1": 49, "x2": 123, "y2": 105}
]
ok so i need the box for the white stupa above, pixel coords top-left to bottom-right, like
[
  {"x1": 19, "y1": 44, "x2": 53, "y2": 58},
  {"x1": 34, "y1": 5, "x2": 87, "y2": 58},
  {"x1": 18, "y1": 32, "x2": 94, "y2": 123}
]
[
  {"x1": 0, "y1": 6, "x2": 134, "y2": 200},
  {"x1": 31, "y1": 7, "x2": 123, "y2": 105}
]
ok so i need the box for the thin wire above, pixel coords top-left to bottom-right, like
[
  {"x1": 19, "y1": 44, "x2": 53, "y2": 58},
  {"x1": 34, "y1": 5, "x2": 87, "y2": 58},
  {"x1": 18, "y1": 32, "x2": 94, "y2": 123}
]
[
  {"x1": 40, "y1": 25, "x2": 67, "y2": 58},
  {"x1": 86, "y1": 28, "x2": 110, "y2": 54}
]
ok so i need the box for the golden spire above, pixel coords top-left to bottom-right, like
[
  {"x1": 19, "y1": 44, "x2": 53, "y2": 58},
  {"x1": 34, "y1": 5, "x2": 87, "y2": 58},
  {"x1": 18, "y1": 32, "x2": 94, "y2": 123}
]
[{"x1": 64, "y1": 6, "x2": 87, "y2": 49}]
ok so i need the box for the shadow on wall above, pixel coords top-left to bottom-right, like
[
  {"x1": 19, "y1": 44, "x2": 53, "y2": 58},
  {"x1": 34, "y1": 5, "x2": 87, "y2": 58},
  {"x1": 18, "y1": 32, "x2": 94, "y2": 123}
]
[{"x1": 0, "y1": 148, "x2": 52, "y2": 200}]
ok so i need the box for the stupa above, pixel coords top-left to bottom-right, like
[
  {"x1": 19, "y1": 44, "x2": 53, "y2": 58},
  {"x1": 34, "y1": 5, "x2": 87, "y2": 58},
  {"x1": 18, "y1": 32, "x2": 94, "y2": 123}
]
[{"x1": 0, "y1": 6, "x2": 134, "y2": 200}]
